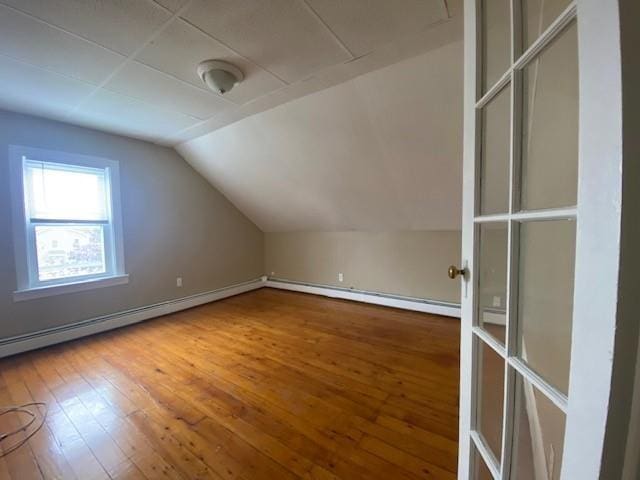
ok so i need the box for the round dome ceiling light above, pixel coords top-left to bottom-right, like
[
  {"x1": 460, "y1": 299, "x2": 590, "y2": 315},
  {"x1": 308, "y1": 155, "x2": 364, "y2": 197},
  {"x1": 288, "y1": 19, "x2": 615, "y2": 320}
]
[{"x1": 197, "y1": 60, "x2": 244, "y2": 95}]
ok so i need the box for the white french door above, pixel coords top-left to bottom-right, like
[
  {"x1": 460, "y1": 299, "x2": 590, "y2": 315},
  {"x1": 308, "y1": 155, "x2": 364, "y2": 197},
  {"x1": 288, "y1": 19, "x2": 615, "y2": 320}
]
[{"x1": 458, "y1": 0, "x2": 632, "y2": 479}]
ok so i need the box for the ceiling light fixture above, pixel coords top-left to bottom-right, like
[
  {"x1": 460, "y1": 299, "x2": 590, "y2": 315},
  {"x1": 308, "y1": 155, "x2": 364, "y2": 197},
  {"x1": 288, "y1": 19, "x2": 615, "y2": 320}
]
[{"x1": 197, "y1": 60, "x2": 244, "y2": 95}]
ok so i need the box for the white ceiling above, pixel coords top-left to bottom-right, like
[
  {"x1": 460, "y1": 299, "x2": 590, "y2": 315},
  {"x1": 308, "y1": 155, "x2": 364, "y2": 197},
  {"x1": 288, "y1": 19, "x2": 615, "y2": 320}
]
[
  {"x1": 0, "y1": 0, "x2": 454, "y2": 145},
  {"x1": 177, "y1": 30, "x2": 464, "y2": 232}
]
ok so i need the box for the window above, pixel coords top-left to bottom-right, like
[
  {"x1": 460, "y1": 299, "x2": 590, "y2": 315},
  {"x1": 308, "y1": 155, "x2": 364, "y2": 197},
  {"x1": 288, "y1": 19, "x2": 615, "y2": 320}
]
[{"x1": 9, "y1": 146, "x2": 127, "y2": 301}]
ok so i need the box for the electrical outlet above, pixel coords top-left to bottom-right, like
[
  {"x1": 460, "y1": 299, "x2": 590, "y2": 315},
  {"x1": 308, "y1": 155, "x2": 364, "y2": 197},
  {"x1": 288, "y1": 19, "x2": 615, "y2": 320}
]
[
  {"x1": 492, "y1": 295, "x2": 501, "y2": 307},
  {"x1": 176, "y1": 277, "x2": 183, "y2": 288},
  {"x1": 338, "y1": 273, "x2": 344, "y2": 282}
]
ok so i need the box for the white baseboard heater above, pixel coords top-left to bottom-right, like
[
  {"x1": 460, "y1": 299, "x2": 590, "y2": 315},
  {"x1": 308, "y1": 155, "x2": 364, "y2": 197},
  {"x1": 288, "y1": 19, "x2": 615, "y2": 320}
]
[
  {"x1": 0, "y1": 278, "x2": 265, "y2": 359},
  {"x1": 0, "y1": 276, "x2": 461, "y2": 359},
  {"x1": 265, "y1": 277, "x2": 461, "y2": 318}
]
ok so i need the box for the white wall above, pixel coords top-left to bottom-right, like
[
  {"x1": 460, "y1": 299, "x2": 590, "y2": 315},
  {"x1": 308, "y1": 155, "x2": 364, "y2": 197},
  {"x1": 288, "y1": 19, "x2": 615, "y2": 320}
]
[
  {"x1": 174, "y1": 30, "x2": 465, "y2": 305},
  {"x1": 177, "y1": 38, "x2": 463, "y2": 233},
  {"x1": 265, "y1": 230, "x2": 461, "y2": 303}
]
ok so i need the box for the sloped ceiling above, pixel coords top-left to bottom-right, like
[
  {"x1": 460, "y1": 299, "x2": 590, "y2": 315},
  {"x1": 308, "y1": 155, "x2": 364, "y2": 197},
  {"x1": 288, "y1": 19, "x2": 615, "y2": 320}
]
[
  {"x1": 0, "y1": 0, "x2": 464, "y2": 233},
  {"x1": 0, "y1": 0, "x2": 455, "y2": 144},
  {"x1": 177, "y1": 23, "x2": 463, "y2": 232}
]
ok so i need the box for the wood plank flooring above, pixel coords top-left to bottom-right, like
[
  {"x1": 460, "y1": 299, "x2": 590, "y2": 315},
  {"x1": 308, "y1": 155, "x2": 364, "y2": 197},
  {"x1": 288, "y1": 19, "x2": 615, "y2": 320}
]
[{"x1": 0, "y1": 288, "x2": 460, "y2": 480}]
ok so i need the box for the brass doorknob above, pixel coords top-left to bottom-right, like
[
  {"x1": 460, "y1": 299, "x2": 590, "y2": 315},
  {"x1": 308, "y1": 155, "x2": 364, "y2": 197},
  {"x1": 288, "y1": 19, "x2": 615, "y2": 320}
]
[{"x1": 448, "y1": 265, "x2": 466, "y2": 279}]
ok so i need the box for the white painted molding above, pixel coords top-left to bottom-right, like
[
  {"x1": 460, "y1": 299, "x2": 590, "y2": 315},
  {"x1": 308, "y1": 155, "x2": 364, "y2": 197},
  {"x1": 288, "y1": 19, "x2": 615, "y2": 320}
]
[
  {"x1": 265, "y1": 278, "x2": 461, "y2": 318},
  {"x1": 521, "y1": 342, "x2": 552, "y2": 480},
  {"x1": 9, "y1": 145, "x2": 127, "y2": 295},
  {"x1": 0, "y1": 277, "x2": 266, "y2": 359},
  {"x1": 1, "y1": 276, "x2": 460, "y2": 359},
  {"x1": 13, "y1": 274, "x2": 130, "y2": 302},
  {"x1": 481, "y1": 309, "x2": 506, "y2": 326}
]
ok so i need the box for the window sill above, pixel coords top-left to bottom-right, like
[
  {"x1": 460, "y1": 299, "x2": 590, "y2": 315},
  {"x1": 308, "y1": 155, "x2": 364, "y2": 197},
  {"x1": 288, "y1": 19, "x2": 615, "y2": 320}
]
[{"x1": 13, "y1": 274, "x2": 129, "y2": 302}]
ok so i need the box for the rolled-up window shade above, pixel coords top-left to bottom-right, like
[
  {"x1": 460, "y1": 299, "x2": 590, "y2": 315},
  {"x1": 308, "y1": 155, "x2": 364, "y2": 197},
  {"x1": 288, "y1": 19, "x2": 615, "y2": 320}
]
[{"x1": 24, "y1": 160, "x2": 108, "y2": 221}]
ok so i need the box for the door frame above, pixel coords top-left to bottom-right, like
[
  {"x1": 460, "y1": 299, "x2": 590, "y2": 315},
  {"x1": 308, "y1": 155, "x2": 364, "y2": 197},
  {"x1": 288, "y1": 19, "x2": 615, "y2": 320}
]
[{"x1": 458, "y1": 0, "x2": 640, "y2": 478}]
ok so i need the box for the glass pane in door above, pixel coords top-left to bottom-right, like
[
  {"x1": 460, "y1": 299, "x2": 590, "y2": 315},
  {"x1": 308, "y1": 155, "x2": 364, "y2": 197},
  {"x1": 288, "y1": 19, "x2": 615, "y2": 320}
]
[
  {"x1": 477, "y1": 223, "x2": 508, "y2": 344},
  {"x1": 480, "y1": 86, "x2": 511, "y2": 215},
  {"x1": 517, "y1": 219, "x2": 576, "y2": 394},
  {"x1": 521, "y1": 22, "x2": 579, "y2": 211},
  {"x1": 466, "y1": 0, "x2": 580, "y2": 477},
  {"x1": 473, "y1": 444, "x2": 495, "y2": 480},
  {"x1": 511, "y1": 375, "x2": 566, "y2": 479},
  {"x1": 522, "y1": 0, "x2": 573, "y2": 48},
  {"x1": 477, "y1": 340, "x2": 505, "y2": 462},
  {"x1": 481, "y1": 0, "x2": 511, "y2": 93}
]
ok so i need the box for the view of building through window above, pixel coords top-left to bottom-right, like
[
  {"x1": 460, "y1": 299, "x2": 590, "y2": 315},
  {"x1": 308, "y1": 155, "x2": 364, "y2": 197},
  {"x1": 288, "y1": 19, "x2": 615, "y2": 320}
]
[
  {"x1": 20, "y1": 157, "x2": 114, "y2": 286},
  {"x1": 34, "y1": 225, "x2": 106, "y2": 281}
]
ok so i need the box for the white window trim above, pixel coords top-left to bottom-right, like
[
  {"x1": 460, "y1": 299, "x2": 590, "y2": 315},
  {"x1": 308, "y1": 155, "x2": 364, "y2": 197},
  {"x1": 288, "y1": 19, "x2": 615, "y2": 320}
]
[
  {"x1": 12, "y1": 274, "x2": 130, "y2": 302},
  {"x1": 9, "y1": 145, "x2": 127, "y2": 301}
]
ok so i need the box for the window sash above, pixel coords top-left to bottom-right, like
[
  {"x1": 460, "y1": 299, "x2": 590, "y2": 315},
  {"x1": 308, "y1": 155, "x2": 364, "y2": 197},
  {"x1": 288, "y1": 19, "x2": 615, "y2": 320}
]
[
  {"x1": 9, "y1": 145, "x2": 125, "y2": 294},
  {"x1": 28, "y1": 218, "x2": 110, "y2": 225},
  {"x1": 26, "y1": 220, "x2": 116, "y2": 289},
  {"x1": 23, "y1": 159, "x2": 110, "y2": 222},
  {"x1": 22, "y1": 159, "x2": 116, "y2": 288}
]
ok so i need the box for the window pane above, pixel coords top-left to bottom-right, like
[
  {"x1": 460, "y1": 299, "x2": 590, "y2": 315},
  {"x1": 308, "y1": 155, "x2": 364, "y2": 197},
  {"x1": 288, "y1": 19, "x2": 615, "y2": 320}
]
[
  {"x1": 473, "y1": 444, "x2": 495, "y2": 480},
  {"x1": 25, "y1": 160, "x2": 108, "y2": 220},
  {"x1": 517, "y1": 219, "x2": 575, "y2": 395},
  {"x1": 35, "y1": 225, "x2": 106, "y2": 281},
  {"x1": 511, "y1": 375, "x2": 566, "y2": 480},
  {"x1": 520, "y1": 22, "x2": 578, "y2": 211},
  {"x1": 477, "y1": 223, "x2": 508, "y2": 344},
  {"x1": 476, "y1": 340, "x2": 505, "y2": 463},
  {"x1": 522, "y1": 0, "x2": 572, "y2": 49},
  {"x1": 480, "y1": 85, "x2": 511, "y2": 215},
  {"x1": 481, "y1": 0, "x2": 511, "y2": 93}
]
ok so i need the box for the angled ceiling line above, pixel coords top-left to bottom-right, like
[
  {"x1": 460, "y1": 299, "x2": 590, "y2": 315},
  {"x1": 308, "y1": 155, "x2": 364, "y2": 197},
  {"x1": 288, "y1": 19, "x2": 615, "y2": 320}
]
[
  {"x1": 150, "y1": 0, "x2": 186, "y2": 14},
  {"x1": 160, "y1": 83, "x2": 295, "y2": 145},
  {"x1": 94, "y1": 87, "x2": 201, "y2": 121},
  {"x1": 0, "y1": 0, "x2": 461, "y2": 145},
  {"x1": 65, "y1": 0, "x2": 196, "y2": 116},
  {"x1": 124, "y1": 59, "x2": 240, "y2": 106},
  {"x1": 175, "y1": 38, "x2": 464, "y2": 233},
  {"x1": 160, "y1": 11, "x2": 461, "y2": 146},
  {"x1": 298, "y1": 0, "x2": 356, "y2": 59},
  {"x1": 0, "y1": 0, "x2": 238, "y2": 119},
  {"x1": 0, "y1": 51, "x2": 207, "y2": 143},
  {"x1": 176, "y1": 17, "x2": 290, "y2": 87},
  {"x1": 0, "y1": 50, "x2": 205, "y2": 124},
  {"x1": 0, "y1": 51, "x2": 98, "y2": 88},
  {"x1": 0, "y1": 2, "x2": 125, "y2": 58}
]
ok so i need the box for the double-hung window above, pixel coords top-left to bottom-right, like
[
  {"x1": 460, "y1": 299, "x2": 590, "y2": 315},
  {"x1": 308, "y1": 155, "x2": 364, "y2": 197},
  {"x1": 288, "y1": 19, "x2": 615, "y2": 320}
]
[{"x1": 9, "y1": 146, "x2": 127, "y2": 301}]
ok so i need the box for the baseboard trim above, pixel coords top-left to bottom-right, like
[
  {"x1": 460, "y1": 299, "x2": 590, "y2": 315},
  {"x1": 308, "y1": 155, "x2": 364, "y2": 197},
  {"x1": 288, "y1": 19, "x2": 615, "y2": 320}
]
[
  {"x1": 265, "y1": 278, "x2": 461, "y2": 318},
  {"x1": 1, "y1": 276, "x2": 460, "y2": 359},
  {"x1": 0, "y1": 277, "x2": 265, "y2": 359}
]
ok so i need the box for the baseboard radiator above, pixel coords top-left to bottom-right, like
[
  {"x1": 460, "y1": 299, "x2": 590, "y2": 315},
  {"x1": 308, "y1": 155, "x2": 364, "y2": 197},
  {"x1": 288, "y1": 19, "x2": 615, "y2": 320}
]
[
  {"x1": 0, "y1": 278, "x2": 265, "y2": 359},
  {"x1": 265, "y1": 277, "x2": 461, "y2": 318},
  {"x1": 0, "y1": 276, "x2": 461, "y2": 359}
]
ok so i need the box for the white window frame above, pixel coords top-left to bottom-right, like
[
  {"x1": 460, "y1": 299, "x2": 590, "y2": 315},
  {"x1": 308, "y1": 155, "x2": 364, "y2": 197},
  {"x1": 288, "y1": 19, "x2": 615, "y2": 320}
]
[{"x1": 9, "y1": 145, "x2": 128, "y2": 301}]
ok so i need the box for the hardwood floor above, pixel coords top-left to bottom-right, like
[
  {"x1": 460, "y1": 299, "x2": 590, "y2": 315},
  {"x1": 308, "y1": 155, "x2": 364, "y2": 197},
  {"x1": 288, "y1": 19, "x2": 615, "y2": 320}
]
[{"x1": 0, "y1": 288, "x2": 460, "y2": 480}]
